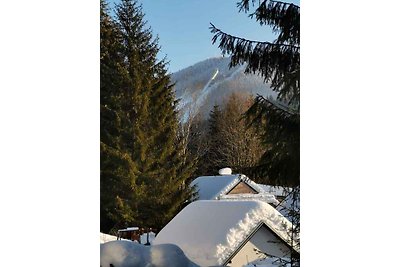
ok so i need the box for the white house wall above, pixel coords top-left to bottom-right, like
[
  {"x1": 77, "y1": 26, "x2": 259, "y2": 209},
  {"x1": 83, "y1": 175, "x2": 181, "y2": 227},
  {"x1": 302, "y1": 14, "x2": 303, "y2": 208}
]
[{"x1": 227, "y1": 226, "x2": 292, "y2": 267}]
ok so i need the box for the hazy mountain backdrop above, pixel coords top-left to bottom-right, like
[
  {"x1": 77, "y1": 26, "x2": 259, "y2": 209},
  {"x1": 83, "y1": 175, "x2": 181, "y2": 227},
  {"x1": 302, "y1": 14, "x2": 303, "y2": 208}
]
[{"x1": 171, "y1": 57, "x2": 275, "y2": 122}]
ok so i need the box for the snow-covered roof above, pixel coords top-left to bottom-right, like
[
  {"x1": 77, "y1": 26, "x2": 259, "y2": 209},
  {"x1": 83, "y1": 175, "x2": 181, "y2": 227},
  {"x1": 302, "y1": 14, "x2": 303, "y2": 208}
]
[
  {"x1": 118, "y1": 227, "x2": 139, "y2": 232},
  {"x1": 190, "y1": 174, "x2": 240, "y2": 200},
  {"x1": 219, "y1": 192, "x2": 278, "y2": 204},
  {"x1": 256, "y1": 184, "x2": 292, "y2": 198},
  {"x1": 100, "y1": 232, "x2": 118, "y2": 244},
  {"x1": 190, "y1": 174, "x2": 279, "y2": 205},
  {"x1": 153, "y1": 200, "x2": 297, "y2": 266}
]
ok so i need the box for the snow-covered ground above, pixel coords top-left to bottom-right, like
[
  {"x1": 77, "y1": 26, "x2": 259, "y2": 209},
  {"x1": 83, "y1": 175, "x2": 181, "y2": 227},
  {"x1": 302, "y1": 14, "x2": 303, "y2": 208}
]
[
  {"x1": 139, "y1": 231, "x2": 156, "y2": 245},
  {"x1": 244, "y1": 257, "x2": 292, "y2": 267},
  {"x1": 100, "y1": 240, "x2": 198, "y2": 267}
]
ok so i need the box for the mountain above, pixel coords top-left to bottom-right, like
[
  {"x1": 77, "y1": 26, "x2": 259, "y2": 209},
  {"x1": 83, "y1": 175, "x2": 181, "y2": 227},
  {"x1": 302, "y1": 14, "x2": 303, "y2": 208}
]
[{"x1": 171, "y1": 57, "x2": 276, "y2": 122}]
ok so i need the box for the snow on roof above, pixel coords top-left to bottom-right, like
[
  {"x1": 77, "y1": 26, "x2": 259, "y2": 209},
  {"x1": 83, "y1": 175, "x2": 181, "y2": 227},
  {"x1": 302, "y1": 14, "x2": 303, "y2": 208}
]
[
  {"x1": 190, "y1": 174, "x2": 279, "y2": 205},
  {"x1": 153, "y1": 200, "x2": 297, "y2": 266},
  {"x1": 256, "y1": 184, "x2": 292, "y2": 197},
  {"x1": 190, "y1": 174, "x2": 267, "y2": 197},
  {"x1": 219, "y1": 192, "x2": 279, "y2": 205},
  {"x1": 190, "y1": 174, "x2": 240, "y2": 200},
  {"x1": 100, "y1": 232, "x2": 118, "y2": 244},
  {"x1": 118, "y1": 227, "x2": 139, "y2": 232}
]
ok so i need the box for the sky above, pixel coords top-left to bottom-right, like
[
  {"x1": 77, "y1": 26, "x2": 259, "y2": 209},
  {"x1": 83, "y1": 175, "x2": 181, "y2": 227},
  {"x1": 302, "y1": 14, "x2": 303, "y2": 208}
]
[{"x1": 110, "y1": 0, "x2": 299, "y2": 73}]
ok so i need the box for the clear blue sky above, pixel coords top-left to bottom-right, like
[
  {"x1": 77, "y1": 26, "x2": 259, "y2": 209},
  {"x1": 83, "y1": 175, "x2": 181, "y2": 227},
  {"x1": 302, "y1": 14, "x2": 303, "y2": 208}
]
[{"x1": 110, "y1": 0, "x2": 299, "y2": 73}]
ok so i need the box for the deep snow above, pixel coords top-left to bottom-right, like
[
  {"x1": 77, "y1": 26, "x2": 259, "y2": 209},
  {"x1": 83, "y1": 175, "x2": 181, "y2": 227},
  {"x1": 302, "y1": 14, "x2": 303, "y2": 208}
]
[{"x1": 100, "y1": 240, "x2": 198, "y2": 267}]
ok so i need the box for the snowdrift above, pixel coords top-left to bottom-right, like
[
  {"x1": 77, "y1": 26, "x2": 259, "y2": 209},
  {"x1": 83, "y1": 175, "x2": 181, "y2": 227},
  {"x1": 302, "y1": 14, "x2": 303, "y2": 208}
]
[{"x1": 100, "y1": 240, "x2": 199, "y2": 267}]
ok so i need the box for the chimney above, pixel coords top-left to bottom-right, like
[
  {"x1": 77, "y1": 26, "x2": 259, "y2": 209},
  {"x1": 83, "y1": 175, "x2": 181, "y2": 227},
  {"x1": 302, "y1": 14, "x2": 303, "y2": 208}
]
[{"x1": 218, "y1": 167, "x2": 232, "y2": 175}]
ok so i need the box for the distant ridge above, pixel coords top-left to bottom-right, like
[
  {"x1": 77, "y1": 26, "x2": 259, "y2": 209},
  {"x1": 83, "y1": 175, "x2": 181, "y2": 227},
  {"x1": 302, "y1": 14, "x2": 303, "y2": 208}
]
[{"x1": 171, "y1": 57, "x2": 275, "y2": 121}]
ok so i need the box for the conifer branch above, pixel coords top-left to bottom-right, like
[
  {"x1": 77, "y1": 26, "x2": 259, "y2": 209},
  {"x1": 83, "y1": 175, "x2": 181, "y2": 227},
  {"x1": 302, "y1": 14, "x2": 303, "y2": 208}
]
[
  {"x1": 237, "y1": 0, "x2": 300, "y2": 44},
  {"x1": 210, "y1": 22, "x2": 300, "y2": 105},
  {"x1": 210, "y1": 23, "x2": 299, "y2": 49},
  {"x1": 238, "y1": 0, "x2": 299, "y2": 12},
  {"x1": 270, "y1": 0, "x2": 300, "y2": 8}
]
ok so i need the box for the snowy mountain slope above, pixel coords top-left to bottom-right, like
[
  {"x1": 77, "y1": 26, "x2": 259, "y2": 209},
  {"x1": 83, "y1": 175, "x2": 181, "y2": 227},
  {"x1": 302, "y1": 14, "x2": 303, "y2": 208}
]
[{"x1": 172, "y1": 57, "x2": 276, "y2": 121}]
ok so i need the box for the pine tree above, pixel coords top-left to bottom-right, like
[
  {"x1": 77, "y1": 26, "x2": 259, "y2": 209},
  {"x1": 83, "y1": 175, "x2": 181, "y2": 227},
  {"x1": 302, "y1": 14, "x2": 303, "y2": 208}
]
[
  {"x1": 101, "y1": 0, "x2": 146, "y2": 233},
  {"x1": 210, "y1": 0, "x2": 300, "y2": 187},
  {"x1": 101, "y1": 0, "x2": 195, "y2": 232}
]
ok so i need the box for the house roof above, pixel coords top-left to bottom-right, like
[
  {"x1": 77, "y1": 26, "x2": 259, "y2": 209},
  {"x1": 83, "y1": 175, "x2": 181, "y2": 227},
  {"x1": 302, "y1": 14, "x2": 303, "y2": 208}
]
[
  {"x1": 256, "y1": 184, "x2": 292, "y2": 198},
  {"x1": 118, "y1": 227, "x2": 139, "y2": 232},
  {"x1": 190, "y1": 174, "x2": 241, "y2": 200},
  {"x1": 153, "y1": 200, "x2": 297, "y2": 266},
  {"x1": 190, "y1": 174, "x2": 279, "y2": 205},
  {"x1": 100, "y1": 232, "x2": 118, "y2": 244}
]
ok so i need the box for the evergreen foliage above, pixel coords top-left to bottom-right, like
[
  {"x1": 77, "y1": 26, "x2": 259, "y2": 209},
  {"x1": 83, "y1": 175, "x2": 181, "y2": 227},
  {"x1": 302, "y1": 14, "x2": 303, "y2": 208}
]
[
  {"x1": 101, "y1": 0, "x2": 194, "y2": 233},
  {"x1": 210, "y1": 0, "x2": 300, "y2": 187},
  {"x1": 101, "y1": 0, "x2": 142, "y2": 233},
  {"x1": 246, "y1": 95, "x2": 299, "y2": 186}
]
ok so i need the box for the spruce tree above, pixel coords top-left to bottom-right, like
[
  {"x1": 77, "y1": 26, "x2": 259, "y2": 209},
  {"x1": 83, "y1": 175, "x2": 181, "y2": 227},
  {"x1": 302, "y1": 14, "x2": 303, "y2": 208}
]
[
  {"x1": 113, "y1": 0, "x2": 195, "y2": 229},
  {"x1": 100, "y1": 0, "x2": 143, "y2": 233},
  {"x1": 101, "y1": 0, "x2": 195, "y2": 232}
]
